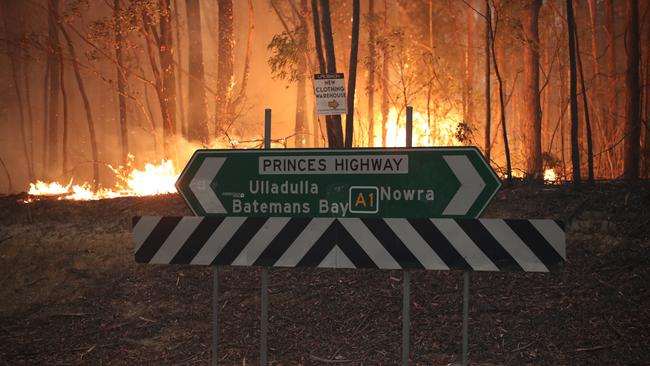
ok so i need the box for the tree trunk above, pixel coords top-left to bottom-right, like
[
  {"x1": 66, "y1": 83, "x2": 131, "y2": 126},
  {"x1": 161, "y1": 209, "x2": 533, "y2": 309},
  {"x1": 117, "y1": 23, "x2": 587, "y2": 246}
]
[
  {"x1": 114, "y1": 0, "x2": 129, "y2": 164},
  {"x1": 640, "y1": 18, "x2": 650, "y2": 179},
  {"x1": 159, "y1": 0, "x2": 177, "y2": 159},
  {"x1": 42, "y1": 61, "x2": 49, "y2": 178},
  {"x1": 427, "y1": 0, "x2": 433, "y2": 133},
  {"x1": 523, "y1": 0, "x2": 543, "y2": 179},
  {"x1": 574, "y1": 26, "x2": 595, "y2": 182},
  {"x1": 588, "y1": 0, "x2": 604, "y2": 166},
  {"x1": 381, "y1": 0, "x2": 390, "y2": 148},
  {"x1": 488, "y1": 5, "x2": 511, "y2": 182},
  {"x1": 319, "y1": 0, "x2": 344, "y2": 148},
  {"x1": 464, "y1": 0, "x2": 474, "y2": 126},
  {"x1": 310, "y1": 0, "x2": 325, "y2": 147},
  {"x1": 367, "y1": 0, "x2": 376, "y2": 147},
  {"x1": 47, "y1": 0, "x2": 61, "y2": 179},
  {"x1": 215, "y1": 0, "x2": 234, "y2": 137},
  {"x1": 556, "y1": 1, "x2": 568, "y2": 178},
  {"x1": 567, "y1": 0, "x2": 581, "y2": 187},
  {"x1": 624, "y1": 0, "x2": 641, "y2": 180},
  {"x1": 59, "y1": 25, "x2": 100, "y2": 189},
  {"x1": 172, "y1": 0, "x2": 187, "y2": 139},
  {"x1": 295, "y1": 0, "x2": 308, "y2": 148},
  {"x1": 0, "y1": 2, "x2": 35, "y2": 182},
  {"x1": 311, "y1": 0, "x2": 326, "y2": 73},
  {"x1": 23, "y1": 57, "x2": 35, "y2": 179},
  {"x1": 0, "y1": 156, "x2": 12, "y2": 193},
  {"x1": 484, "y1": 0, "x2": 491, "y2": 161},
  {"x1": 229, "y1": 0, "x2": 254, "y2": 119},
  {"x1": 60, "y1": 54, "x2": 69, "y2": 179},
  {"x1": 186, "y1": 0, "x2": 209, "y2": 144},
  {"x1": 345, "y1": 0, "x2": 360, "y2": 148},
  {"x1": 295, "y1": 57, "x2": 308, "y2": 148},
  {"x1": 604, "y1": 0, "x2": 618, "y2": 172}
]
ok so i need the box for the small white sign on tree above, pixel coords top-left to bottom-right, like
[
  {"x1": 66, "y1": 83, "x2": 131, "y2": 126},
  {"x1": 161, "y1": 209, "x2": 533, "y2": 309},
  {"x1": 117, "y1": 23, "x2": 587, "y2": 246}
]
[{"x1": 314, "y1": 73, "x2": 347, "y2": 115}]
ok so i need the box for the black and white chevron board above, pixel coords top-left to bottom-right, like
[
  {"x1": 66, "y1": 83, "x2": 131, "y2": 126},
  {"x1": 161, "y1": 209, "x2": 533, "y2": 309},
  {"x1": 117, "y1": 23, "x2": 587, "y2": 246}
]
[{"x1": 133, "y1": 216, "x2": 565, "y2": 272}]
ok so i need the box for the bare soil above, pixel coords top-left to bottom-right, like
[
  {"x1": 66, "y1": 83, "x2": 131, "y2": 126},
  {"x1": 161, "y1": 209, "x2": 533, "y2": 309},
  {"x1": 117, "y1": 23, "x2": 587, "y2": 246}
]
[{"x1": 0, "y1": 181, "x2": 648, "y2": 365}]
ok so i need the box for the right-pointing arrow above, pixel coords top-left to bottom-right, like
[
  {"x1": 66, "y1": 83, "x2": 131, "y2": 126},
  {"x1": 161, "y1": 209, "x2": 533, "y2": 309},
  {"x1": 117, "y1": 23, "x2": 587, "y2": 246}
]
[
  {"x1": 442, "y1": 155, "x2": 486, "y2": 216},
  {"x1": 189, "y1": 157, "x2": 227, "y2": 214}
]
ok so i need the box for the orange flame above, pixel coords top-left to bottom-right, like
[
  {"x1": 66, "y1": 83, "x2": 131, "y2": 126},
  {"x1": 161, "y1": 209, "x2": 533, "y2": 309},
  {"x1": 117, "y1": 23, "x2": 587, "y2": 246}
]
[
  {"x1": 374, "y1": 107, "x2": 462, "y2": 147},
  {"x1": 26, "y1": 157, "x2": 178, "y2": 201},
  {"x1": 544, "y1": 168, "x2": 557, "y2": 183}
]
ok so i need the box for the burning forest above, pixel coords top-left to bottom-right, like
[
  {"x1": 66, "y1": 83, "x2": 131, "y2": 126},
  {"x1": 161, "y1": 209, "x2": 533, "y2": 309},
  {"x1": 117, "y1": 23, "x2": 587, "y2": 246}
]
[
  {"x1": 1, "y1": 0, "x2": 650, "y2": 365},
  {"x1": 0, "y1": 0, "x2": 646, "y2": 200}
]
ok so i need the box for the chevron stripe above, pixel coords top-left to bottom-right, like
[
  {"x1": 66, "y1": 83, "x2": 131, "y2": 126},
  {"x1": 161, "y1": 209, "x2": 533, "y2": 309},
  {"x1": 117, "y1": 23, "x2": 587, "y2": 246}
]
[{"x1": 132, "y1": 217, "x2": 566, "y2": 272}]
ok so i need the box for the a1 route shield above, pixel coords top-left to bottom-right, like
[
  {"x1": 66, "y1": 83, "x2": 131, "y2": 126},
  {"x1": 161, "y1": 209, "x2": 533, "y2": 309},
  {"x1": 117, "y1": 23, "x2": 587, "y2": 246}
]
[{"x1": 175, "y1": 147, "x2": 501, "y2": 218}]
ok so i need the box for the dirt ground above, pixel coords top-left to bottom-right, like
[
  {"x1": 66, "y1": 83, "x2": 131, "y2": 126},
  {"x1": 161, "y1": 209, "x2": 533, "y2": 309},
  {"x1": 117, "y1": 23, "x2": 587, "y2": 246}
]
[{"x1": 0, "y1": 181, "x2": 648, "y2": 365}]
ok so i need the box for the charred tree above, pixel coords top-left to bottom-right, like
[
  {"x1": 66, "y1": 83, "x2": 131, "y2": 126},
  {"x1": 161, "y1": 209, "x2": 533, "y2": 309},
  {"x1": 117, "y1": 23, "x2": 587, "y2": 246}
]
[
  {"x1": 574, "y1": 25, "x2": 595, "y2": 182},
  {"x1": 59, "y1": 54, "x2": 69, "y2": 179},
  {"x1": 367, "y1": 0, "x2": 377, "y2": 147},
  {"x1": 488, "y1": 3, "x2": 511, "y2": 182},
  {"x1": 159, "y1": 0, "x2": 178, "y2": 159},
  {"x1": 624, "y1": 0, "x2": 641, "y2": 180},
  {"x1": 567, "y1": 0, "x2": 581, "y2": 187},
  {"x1": 215, "y1": 0, "x2": 234, "y2": 137},
  {"x1": 311, "y1": 0, "x2": 327, "y2": 147},
  {"x1": 588, "y1": 0, "x2": 604, "y2": 149},
  {"x1": 1, "y1": 2, "x2": 34, "y2": 181},
  {"x1": 229, "y1": 0, "x2": 254, "y2": 121},
  {"x1": 381, "y1": 0, "x2": 390, "y2": 148},
  {"x1": 485, "y1": 0, "x2": 491, "y2": 161},
  {"x1": 345, "y1": 0, "x2": 360, "y2": 148},
  {"x1": 294, "y1": 0, "x2": 308, "y2": 148},
  {"x1": 645, "y1": 18, "x2": 650, "y2": 178},
  {"x1": 114, "y1": 0, "x2": 129, "y2": 165},
  {"x1": 172, "y1": 0, "x2": 186, "y2": 139},
  {"x1": 311, "y1": 0, "x2": 326, "y2": 73},
  {"x1": 319, "y1": 0, "x2": 344, "y2": 148},
  {"x1": 604, "y1": 0, "x2": 617, "y2": 164},
  {"x1": 42, "y1": 61, "x2": 49, "y2": 177},
  {"x1": 142, "y1": 2, "x2": 178, "y2": 159},
  {"x1": 23, "y1": 57, "x2": 35, "y2": 178},
  {"x1": 464, "y1": 0, "x2": 475, "y2": 127},
  {"x1": 523, "y1": 0, "x2": 543, "y2": 180},
  {"x1": 59, "y1": 26, "x2": 100, "y2": 189},
  {"x1": 186, "y1": 0, "x2": 209, "y2": 144},
  {"x1": 47, "y1": 0, "x2": 61, "y2": 179}
]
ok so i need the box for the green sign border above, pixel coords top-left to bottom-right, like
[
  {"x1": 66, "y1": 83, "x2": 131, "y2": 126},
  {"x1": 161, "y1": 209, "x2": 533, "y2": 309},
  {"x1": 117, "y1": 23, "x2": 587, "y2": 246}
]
[{"x1": 176, "y1": 146, "x2": 501, "y2": 219}]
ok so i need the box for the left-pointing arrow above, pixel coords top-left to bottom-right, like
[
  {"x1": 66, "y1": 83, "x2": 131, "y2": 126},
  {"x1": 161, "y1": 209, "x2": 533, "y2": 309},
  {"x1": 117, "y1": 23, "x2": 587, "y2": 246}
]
[{"x1": 189, "y1": 157, "x2": 227, "y2": 214}]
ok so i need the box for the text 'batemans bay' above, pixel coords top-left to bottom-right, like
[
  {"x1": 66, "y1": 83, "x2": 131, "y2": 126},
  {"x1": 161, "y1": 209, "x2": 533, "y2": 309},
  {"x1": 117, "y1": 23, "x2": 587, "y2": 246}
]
[{"x1": 259, "y1": 155, "x2": 408, "y2": 175}]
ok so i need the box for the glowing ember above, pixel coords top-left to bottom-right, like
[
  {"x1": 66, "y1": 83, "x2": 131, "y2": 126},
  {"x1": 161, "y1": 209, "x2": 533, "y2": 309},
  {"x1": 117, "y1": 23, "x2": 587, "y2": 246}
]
[{"x1": 26, "y1": 158, "x2": 178, "y2": 201}]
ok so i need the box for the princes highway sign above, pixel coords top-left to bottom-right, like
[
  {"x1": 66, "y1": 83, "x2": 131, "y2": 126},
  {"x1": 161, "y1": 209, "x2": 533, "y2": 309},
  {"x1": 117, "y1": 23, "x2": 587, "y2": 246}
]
[{"x1": 175, "y1": 147, "x2": 501, "y2": 218}]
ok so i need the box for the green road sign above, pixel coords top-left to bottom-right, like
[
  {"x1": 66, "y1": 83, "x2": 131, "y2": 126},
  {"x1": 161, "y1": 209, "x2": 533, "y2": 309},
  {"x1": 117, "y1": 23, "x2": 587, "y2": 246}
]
[{"x1": 176, "y1": 147, "x2": 501, "y2": 218}]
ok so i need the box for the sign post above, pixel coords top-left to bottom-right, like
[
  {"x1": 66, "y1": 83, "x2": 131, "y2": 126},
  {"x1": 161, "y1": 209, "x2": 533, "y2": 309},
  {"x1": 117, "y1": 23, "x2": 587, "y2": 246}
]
[
  {"x1": 134, "y1": 107, "x2": 567, "y2": 366},
  {"x1": 260, "y1": 109, "x2": 271, "y2": 366},
  {"x1": 403, "y1": 106, "x2": 413, "y2": 366}
]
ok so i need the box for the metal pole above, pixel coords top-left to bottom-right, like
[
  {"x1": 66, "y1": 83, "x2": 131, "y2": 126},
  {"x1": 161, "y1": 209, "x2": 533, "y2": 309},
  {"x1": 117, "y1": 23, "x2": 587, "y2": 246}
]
[
  {"x1": 260, "y1": 108, "x2": 271, "y2": 366},
  {"x1": 261, "y1": 269, "x2": 269, "y2": 365},
  {"x1": 462, "y1": 271, "x2": 470, "y2": 366},
  {"x1": 402, "y1": 106, "x2": 413, "y2": 366},
  {"x1": 402, "y1": 270, "x2": 410, "y2": 365},
  {"x1": 264, "y1": 109, "x2": 272, "y2": 149},
  {"x1": 212, "y1": 267, "x2": 218, "y2": 366},
  {"x1": 405, "y1": 106, "x2": 413, "y2": 148}
]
